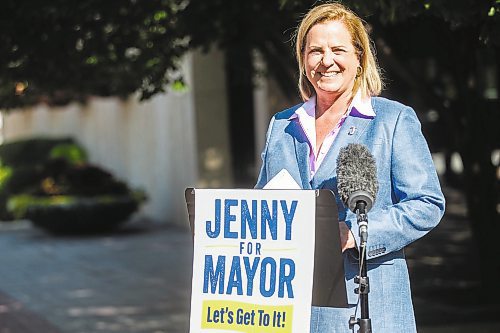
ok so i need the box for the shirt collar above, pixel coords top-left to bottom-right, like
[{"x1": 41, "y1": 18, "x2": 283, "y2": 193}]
[
  {"x1": 348, "y1": 91, "x2": 376, "y2": 119},
  {"x1": 288, "y1": 91, "x2": 376, "y2": 120}
]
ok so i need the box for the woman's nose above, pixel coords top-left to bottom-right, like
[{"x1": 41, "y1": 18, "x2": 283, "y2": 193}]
[{"x1": 321, "y1": 49, "x2": 335, "y2": 67}]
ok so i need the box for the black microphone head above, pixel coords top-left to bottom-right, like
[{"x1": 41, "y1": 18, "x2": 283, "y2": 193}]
[{"x1": 336, "y1": 143, "x2": 379, "y2": 212}]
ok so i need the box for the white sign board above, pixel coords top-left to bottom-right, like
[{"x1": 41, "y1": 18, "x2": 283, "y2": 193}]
[{"x1": 190, "y1": 189, "x2": 316, "y2": 333}]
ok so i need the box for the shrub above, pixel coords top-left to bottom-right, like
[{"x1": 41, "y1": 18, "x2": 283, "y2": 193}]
[
  {"x1": 0, "y1": 137, "x2": 146, "y2": 233},
  {"x1": 0, "y1": 137, "x2": 81, "y2": 167},
  {"x1": 0, "y1": 137, "x2": 84, "y2": 220},
  {"x1": 7, "y1": 194, "x2": 144, "y2": 234}
]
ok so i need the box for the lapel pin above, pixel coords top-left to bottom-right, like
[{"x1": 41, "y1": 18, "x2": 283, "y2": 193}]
[{"x1": 348, "y1": 126, "x2": 356, "y2": 135}]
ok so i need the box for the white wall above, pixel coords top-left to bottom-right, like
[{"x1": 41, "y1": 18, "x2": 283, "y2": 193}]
[
  {"x1": 2, "y1": 56, "x2": 197, "y2": 227},
  {"x1": 191, "y1": 49, "x2": 233, "y2": 188}
]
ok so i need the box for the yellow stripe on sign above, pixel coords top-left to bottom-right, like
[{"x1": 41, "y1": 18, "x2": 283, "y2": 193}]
[{"x1": 201, "y1": 300, "x2": 293, "y2": 333}]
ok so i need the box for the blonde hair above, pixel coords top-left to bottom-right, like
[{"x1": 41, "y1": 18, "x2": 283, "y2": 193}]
[{"x1": 295, "y1": 2, "x2": 383, "y2": 101}]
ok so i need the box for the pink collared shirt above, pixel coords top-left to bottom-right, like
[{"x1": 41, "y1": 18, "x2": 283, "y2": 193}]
[{"x1": 289, "y1": 92, "x2": 376, "y2": 179}]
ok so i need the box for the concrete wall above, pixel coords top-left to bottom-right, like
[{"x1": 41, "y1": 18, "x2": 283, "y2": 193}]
[
  {"x1": 191, "y1": 49, "x2": 233, "y2": 188},
  {"x1": 1, "y1": 57, "x2": 197, "y2": 227}
]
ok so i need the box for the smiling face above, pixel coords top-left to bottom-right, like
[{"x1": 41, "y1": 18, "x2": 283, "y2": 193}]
[{"x1": 304, "y1": 20, "x2": 360, "y2": 103}]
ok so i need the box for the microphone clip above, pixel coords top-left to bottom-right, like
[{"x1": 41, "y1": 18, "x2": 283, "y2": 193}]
[{"x1": 355, "y1": 201, "x2": 369, "y2": 245}]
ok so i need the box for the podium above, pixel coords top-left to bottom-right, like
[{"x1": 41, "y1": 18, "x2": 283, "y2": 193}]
[{"x1": 185, "y1": 188, "x2": 347, "y2": 308}]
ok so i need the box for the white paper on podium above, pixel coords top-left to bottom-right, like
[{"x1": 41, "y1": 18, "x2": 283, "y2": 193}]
[{"x1": 263, "y1": 169, "x2": 301, "y2": 190}]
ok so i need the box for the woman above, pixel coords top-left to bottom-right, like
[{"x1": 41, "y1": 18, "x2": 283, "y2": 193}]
[{"x1": 255, "y1": 3, "x2": 445, "y2": 332}]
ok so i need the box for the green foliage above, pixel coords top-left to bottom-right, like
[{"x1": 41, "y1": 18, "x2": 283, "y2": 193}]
[
  {"x1": 279, "y1": 0, "x2": 500, "y2": 45},
  {"x1": 7, "y1": 193, "x2": 143, "y2": 234},
  {"x1": 2, "y1": 0, "x2": 498, "y2": 110},
  {"x1": 359, "y1": 0, "x2": 499, "y2": 47},
  {"x1": 0, "y1": 137, "x2": 146, "y2": 229},
  {"x1": 7, "y1": 194, "x2": 74, "y2": 220},
  {"x1": 0, "y1": 138, "x2": 85, "y2": 220},
  {"x1": 49, "y1": 143, "x2": 87, "y2": 165},
  {"x1": 1, "y1": 0, "x2": 187, "y2": 109},
  {"x1": 38, "y1": 159, "x2": 131, "y2": 197},
  {"x1": 0, "y1": 166, "x2": 13, "y2": 193},
  {"x1": 0, "y1": 137, "x2": 78, "y2": 166}
]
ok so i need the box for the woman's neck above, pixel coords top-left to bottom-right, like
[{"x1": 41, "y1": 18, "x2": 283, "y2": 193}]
[{"x1": 315, "y1": 91, "x2": 353, "y2": 119}]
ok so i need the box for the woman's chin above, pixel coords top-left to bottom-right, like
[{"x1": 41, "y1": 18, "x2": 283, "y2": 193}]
[{"x1": 315, "y1": 85, "x2": 345, "y2": 97}]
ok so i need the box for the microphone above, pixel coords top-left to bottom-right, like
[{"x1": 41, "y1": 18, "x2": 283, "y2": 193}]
[{"x1": 336, "y1": 143, "x2": 378, "y2": 244}]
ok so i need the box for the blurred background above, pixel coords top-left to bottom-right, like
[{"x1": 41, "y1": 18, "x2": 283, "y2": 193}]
[{"x1": 0, "y1": 0, "x2": 498, "y2": 332}]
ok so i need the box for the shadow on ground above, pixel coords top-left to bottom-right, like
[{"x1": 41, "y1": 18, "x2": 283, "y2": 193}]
[{"x1": 407, "y1": 187, "x2": 500, "y2": 332}]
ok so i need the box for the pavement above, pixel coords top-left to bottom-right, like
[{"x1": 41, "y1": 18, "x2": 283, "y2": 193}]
[
  {"x1": 0, "y1": 220, "x2": 193, "y2": 333},
  {"x1": 0, "y1": 186, "x2": 499, "y2": 333}
]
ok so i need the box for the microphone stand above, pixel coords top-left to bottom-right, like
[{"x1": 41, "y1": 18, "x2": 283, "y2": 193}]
[{"x1": 349, "y1": 202, "x2": 372, "y2": 333}]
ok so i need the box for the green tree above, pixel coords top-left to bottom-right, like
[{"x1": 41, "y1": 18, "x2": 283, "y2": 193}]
[{"x1": 0, "y1": 0, "x2": 186, "y2": 109}]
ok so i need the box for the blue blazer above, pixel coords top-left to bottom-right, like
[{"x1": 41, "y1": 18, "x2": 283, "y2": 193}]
[{"x1": 256, "y1": 97, "x2": 445, "y2": 332}]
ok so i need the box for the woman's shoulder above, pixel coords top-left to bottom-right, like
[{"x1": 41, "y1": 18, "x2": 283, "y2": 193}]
[
  {"x1": 273, "y1": 103, "x2": 303, "y2": 121},
  {"x1": 371, "y1": 96, "x2": 412, "y2": 112},
  {"x1": 274, "y1": 103, "x2": 304, "y2": 120},
  {"x1": 371, "y1": 96, "x2": 417, "y2": 121},
  {"x1": 262, "y1": 104, "x2": 303, "y2": 137}
]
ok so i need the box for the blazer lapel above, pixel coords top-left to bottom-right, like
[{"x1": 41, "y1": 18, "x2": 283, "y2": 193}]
[
  {"x1": 287, "y1": 119, "x2": 313, "y2": 189},
  {"x1": 311, "y1": 115, "x2": 372, "y2": 188}
]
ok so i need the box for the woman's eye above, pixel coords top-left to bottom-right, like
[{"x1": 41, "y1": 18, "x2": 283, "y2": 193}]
[{"x1": 333, "y1": 49, "x2": 346, "y2": 55}]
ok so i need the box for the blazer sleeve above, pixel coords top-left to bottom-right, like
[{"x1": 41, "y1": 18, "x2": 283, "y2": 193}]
[
  {"x1": 347, "y1": 107, "x2": 445, "y2": 259},
  {"x1": 255, "y1": 116, "x2": 276, "y2": 189}
]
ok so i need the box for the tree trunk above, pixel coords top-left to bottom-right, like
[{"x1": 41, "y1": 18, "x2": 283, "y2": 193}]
[
  {"x1": 225, "y1": 46, "x2": 256, "y2": 187},
  {"x1": 458, "y1": 93, "x2": 500, "y2": 297}
]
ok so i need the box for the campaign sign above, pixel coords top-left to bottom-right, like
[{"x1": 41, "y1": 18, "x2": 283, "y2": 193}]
[{"x1": 189, "y1": 189, "x2": 316, "y2": 333}]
